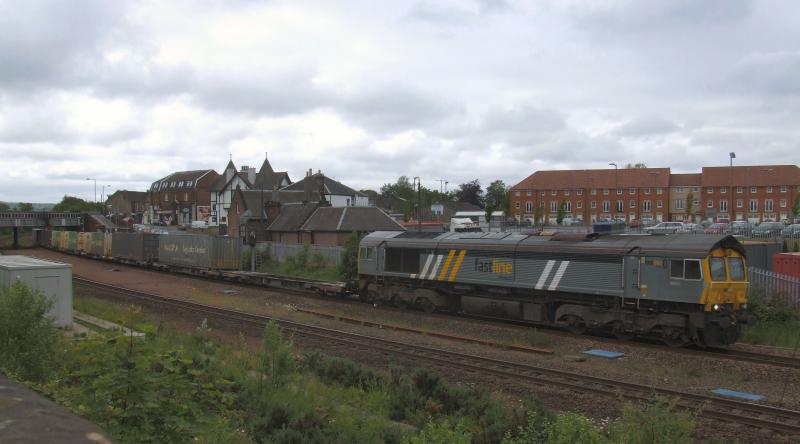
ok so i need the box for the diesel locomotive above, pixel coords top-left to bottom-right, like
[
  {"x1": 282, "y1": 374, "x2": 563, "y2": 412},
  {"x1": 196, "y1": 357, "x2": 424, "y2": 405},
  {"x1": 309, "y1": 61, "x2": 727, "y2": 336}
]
[{"x1": 358, "y1": 231, "x2": 752, "y2": 347}]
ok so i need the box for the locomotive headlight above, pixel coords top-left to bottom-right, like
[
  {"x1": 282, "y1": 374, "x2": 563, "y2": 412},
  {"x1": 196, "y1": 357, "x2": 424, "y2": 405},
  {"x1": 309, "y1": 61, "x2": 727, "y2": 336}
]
[
  {"x1": 742, "y1": 303, "x2": 748, "y2": 310},
  {"x1": 713, "y1": 304, "x2": 720, "y2": 311}
]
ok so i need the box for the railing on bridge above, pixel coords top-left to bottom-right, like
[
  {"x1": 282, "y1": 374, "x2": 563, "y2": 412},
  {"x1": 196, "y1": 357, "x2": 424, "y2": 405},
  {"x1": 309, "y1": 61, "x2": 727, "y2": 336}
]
[{"x1": 0, "y1": 211, "x2": 82, "y2": 227}]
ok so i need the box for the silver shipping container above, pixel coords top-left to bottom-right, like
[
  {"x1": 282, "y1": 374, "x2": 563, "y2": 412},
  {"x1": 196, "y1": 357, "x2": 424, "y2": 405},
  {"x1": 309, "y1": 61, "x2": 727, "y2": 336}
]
[
  {"x1": 158, "y1": 234, "x2": 241, "y2": 270},
  {"x1": 0, "y1": 256, "x2": 72, "y2": 327},
  {"x1": 112, "y1": 232, "x2": 161, "y2": 262}
]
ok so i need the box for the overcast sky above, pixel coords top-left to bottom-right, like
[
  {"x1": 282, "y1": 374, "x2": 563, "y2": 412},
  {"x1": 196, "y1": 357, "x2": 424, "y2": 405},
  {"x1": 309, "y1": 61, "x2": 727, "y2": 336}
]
[{"x1": 2, "y1": 0, "x2": 799, "y2": 203}]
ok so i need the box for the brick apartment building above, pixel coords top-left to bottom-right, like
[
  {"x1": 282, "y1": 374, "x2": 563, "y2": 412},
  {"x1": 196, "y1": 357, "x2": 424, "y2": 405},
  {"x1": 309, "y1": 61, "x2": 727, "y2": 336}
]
[
  {"x1": 510, "y1": 164, "x2": 800, "y2": 224},
  {"x1": 146, "y1": 170, "x2": 219, "y2": 225}
]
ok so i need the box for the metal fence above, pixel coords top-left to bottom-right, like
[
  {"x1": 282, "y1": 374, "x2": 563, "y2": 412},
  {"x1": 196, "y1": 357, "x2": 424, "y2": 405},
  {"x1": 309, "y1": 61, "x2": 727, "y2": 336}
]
[
  {"x1": 254, "y1": 241, "x2": 344, "y2": 266},
  {"x1": 748, "y1": 267, "x2": 800, "y2": 307}
]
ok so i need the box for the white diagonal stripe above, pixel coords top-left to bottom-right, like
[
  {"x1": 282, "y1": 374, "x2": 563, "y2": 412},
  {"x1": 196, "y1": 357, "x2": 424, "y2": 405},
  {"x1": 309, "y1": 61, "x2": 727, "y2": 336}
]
[
  {"x1": 419, "y1": 254, "x2": 434, "y2": 279},
  {"x1": 535, "y1": 260, "x2": 556, "y2": 290},
  {"x1": 428, "y1": 255, "x2": 443, "y2": 280},
  {"x1": 548, "y1": 261, "x2": 570, "y2": 291}
]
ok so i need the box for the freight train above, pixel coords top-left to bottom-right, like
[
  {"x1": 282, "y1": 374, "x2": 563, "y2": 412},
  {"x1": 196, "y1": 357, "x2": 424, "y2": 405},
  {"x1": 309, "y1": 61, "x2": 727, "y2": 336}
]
[
  {"x1": 41, "y1": 229, "x2": 751, "y2": 347},
  {"x1": 357, "y1": 231, "x2": 752, "y2": 347}
]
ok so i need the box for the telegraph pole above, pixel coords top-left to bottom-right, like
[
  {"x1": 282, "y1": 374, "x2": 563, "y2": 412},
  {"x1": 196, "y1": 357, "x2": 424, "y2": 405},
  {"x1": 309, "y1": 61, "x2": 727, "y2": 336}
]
[{"x1": 414, "y1": 177, "x2": 422, "y2": 232}]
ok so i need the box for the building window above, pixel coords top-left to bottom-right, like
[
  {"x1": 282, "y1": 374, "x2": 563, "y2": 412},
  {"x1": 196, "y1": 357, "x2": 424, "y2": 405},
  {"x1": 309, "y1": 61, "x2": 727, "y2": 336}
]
[
  {"x1": 515, "y1": 191, "x2": 520, "y2": 197},
  {"x1": 765, "y1": 199, "x2": 774, "y2": 212},
  {"x1": 780, "y1": 199, "x2": 787, "y2": 208},
  {"x1": 737, "y1": 186, "x2": 743, "y2": 194},
  {"x1": 616, "y1": 201, "x2": 624, "y2": 212},
  {"x1": 693, "y1": 199, "x2": 699, "y2": 207},
  {"x1": 163, "y1": 194, "x2": 168, "y2": 202},
  {"x1": 707, "y1": 200, "x2": 713, "y2": 208},
  {"x1": 515, "y1": 202, "x2": 520, "y2": 209},
  {"x1": 627, "y1": 200, "x2": 634, "y2": 209},
  {"x1": 656, "y1": 200, "x2": 663, "y2": 209},
  {"x1": 751, "y1": 186, "x2": 757, "y2": 193},
  {"x1": 767, "y1": 186, "x2": 773, "y2": 193},
  {"x1": 749, "y1": 199, "x2": 758, "y2": 212},
  {"x1": 525, "y1": 201, "x2": 532, "y2": 212},
  {"x1": 617, "y1": 188, "x2": 623, "y2": 195},
  {"x1": 676, "y1": 186, "x2": 684, "y2": 193},
  {"x1": 603, "y1": 201, "x2": 610, "y2": 212},
  {"x1": 550, "y1": 201, "x2": 558, "y2": 212},
  {"x1": 656, "y1": 188, "x2": 663, "y2": 195},
  {"x1": 591, "y1": 188, "x2": 596, "y2": 195},
  {"x1": 780, "y1": 185, "x2": 787, "y2": 193},
  {"x1": 564, "y1": 190, "x2": 570, "y2": 196},
  {"x1": 538, "y1": 191, "x2": 544, "y2": 197},
  {"x1": 736, "y1": 199, "x2": 743, "y2": 208},
  {"x1": 565, "y1": 202, "x2": 572, "y2": 211},
  {"x1": 576, "y1": 201, "x2": 582, "y2": 209},
  {"x1": 603, "y1": 189, "x2": 609, "y2": 195},
  {"x1": 643, "y1": 200, "x2": 651, "y2": 211},
  {"x1": 629, "y1": 187, "x2": 636, "y2": 195},
  {"x1": 577, "y1": 189, "x2": 583, "y2": 196},
  {"x1": 591, "y1": 201, "x2": 596, "y2": 209},
  {"x1": 644, "y1": 188, "x2": 651, "y2": 194},
  {"x1": 692, "y1": 186, "x2": 700, "y2": 192},
  {"x1": 720, "y1": 187, "x2": 727, "y2": 194},
  {"x1": 707, "y1": 187, "x2": 713, "y2": 194},
  {"x1": 675, "y1": 199, "x2": 684, "y2": 210},
  {"x1": 184, "y1": 192, "x2": 188, "y2": 201},
  {"x1": 526, "y1": 191, "x2": 532, "y2": 196},
  {"x1": 720, "y1": 200, "x2": 728, "y2": 212}
]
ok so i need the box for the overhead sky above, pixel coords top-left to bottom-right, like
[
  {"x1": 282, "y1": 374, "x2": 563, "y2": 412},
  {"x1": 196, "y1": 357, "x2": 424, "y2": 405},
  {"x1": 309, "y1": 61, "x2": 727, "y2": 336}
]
[{"x1": 1, "y1": 0, "x2": 798, "y2": 203}]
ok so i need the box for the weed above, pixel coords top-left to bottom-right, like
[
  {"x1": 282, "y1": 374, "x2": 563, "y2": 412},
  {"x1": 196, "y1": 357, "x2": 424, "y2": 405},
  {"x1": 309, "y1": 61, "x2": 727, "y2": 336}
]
[{"x1": 608, "y1": 396, "x2": 697, "y2": 444}]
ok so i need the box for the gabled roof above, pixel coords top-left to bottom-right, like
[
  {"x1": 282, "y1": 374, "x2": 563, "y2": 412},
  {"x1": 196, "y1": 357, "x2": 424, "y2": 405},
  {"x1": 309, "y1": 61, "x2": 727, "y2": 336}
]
[
  {"x1": 300, "y1": 207, "x2": 406, "y2": 232},
  {"x1": 236, "y1": 189, "x2": 322, "y2": 219},
  {"x1": 106, "y1": 190, "x2": 147, "y2": 201},
  {"x1": 267, "y1": 202, "x2": 320, "y2": 231},
  {"x1": 282, "y1": 173, "x2": 365, "y2": 197},
  {"x1": 151, "y1": 170, "x2": 216, "y2": 191},
  {"x1": 701, "y1": 165, "x2": 800, "y2": 187},
  {"x1": 512, "y1": 168, "x2": 671, "y2": 190},
  {"x1": 669, "y1": 173, "x2": 701, "y2": 187}
]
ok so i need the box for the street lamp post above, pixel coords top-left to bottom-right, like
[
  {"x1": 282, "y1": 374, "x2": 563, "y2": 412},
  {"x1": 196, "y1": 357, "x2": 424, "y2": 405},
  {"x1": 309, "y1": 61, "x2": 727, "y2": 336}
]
[
  {"x1": 85, "y1": 177, "x2": 96, "y2": 203},
  {"x1": 413, "y1": 177, "x2": 422, "y2": 232},
  {"x1": 729, "y1": 152, "x2": 736, "y2": 221}
]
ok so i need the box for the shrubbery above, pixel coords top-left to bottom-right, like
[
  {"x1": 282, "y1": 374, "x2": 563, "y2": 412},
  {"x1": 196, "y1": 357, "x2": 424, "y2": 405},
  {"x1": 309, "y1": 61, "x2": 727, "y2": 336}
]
[
  {"x1": 0, "y1": 282, "x2": 58, "y2": 382},
  {"x1": 741, "y1": 288, "x2": 800, "y2": 347}
]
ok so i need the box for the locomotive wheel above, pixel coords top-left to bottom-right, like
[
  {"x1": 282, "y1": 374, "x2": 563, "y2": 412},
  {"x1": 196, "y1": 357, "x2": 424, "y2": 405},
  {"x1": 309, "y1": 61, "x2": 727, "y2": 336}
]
[
  {"x1": 564, "y1": 315, "x2": 587, "y2": 335},
  {"x1": 416, "y1": 297, "x2": 436, "y2": 313},
  {"x1": 611, "y1": 321, "x2": 633, "y2": 341},
  {"x1": 661, "y1": 329, "x2": 689, "y2": 347},
  {"x1": 393, "y1": 296, "x2": 408, "y2": 309}
]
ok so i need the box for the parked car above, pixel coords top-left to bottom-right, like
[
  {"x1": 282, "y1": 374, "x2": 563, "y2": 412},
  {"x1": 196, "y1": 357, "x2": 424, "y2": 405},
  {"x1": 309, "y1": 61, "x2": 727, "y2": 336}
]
[
  {"x1": 782, "y1": 224, "x2": 800, "y2": 237},
  {"x1": 677, "y1": 223, "x2": 704, "y2": 233},
  {"x1": 644, "y1": 222, "x2": 684, "y2": 234},
  {"x1": 753, "y1": 222, "x2": 784, "y2": 238},
  {"x1": 730, "y1": 221, "x2": 755, "y2": 237},
  {"x1": 704, "y1": 223, "x2": 729, "y2": 234}
]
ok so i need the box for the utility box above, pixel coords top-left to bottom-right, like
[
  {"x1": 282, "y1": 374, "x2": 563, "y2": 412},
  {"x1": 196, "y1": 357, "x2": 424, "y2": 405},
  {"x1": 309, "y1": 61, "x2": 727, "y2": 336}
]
[{"x1": 0, "y1": 256, "x2": 72, "y2": 327}]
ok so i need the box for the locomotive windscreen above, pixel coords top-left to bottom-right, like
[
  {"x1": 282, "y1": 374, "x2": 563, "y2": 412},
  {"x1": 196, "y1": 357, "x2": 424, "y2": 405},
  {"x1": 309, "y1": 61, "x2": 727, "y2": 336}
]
[{"x1": 385, "y1": 248, "x2": 421, "y2": 273}]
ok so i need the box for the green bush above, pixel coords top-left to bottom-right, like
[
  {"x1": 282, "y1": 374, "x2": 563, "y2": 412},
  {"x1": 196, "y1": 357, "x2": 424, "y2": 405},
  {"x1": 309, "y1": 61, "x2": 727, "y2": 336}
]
[
  {"x1": 608, "y1": 396, "x2": 696, "y2": 444},
  {"x1": 304, "y1": 350, "x2": 382, "y2": 390},
  {"x1": 338, "y1": 231, "x2": 362, "y2": 281},
  {"x1": 747, "y1": 288, "x2": 799, "y2": 324},
  {"x1": 546, "y1": 412, "x2": 608, "y2": 444},
  {"x1": 402, "y1": 419, "x2": 471, "y2": 444},
  {"x1": 0, "y1": 282, "x2": 58, "y2": 382},
  {"x1": 501, "y1": 397, "x2": 555, "y2": 444}
]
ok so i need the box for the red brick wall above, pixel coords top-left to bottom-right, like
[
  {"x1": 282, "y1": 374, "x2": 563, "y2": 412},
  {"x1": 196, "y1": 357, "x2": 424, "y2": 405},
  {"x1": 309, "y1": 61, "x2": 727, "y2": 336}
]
[{"x1": 509, "y1": 187, "x2": 668, "y2": 223}]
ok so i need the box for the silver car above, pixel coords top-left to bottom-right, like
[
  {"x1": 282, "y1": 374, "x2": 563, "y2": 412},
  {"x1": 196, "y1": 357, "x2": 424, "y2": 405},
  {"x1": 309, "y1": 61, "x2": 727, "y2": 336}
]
[
  {"x1": 782, "y1": 224, "x2": 800, "y2": 237},
  {"x1": 644, "y1": 222, "x2": 684, "y2": 234},
  {"x1": 677, "y1": 223, "x2": 703, "y2": 233}
]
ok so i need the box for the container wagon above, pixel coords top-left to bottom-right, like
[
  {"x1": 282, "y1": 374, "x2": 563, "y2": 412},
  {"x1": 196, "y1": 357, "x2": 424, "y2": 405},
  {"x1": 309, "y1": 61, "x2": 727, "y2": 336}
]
[{"x1": 157, "y1": 234, "x2": 241, "y2": 270}]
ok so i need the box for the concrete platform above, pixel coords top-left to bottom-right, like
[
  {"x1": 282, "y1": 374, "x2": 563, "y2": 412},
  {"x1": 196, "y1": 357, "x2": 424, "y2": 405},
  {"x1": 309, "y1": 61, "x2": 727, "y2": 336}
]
[{"x1": 0, "y1": 374, "x2": 114, "y2": 443}]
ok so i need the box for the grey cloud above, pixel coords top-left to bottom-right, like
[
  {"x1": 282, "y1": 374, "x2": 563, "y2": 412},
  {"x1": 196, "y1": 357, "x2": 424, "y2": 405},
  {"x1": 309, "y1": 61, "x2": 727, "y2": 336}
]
[
  {"x1": 732, "y1": 51, "x2": 800, "y2": 95},
  {"x1": 478, "y1": 105, "x2": 565, "y2": 146},
  {"x1": 570, "y1": 0, "x2": 753, "y2": 32},
  {"x1": 406, "y1": 0, "x2": 509, "y2": 26},
  {"x1": 614, "y1": 116, "x2": 680, "y2": 137}
]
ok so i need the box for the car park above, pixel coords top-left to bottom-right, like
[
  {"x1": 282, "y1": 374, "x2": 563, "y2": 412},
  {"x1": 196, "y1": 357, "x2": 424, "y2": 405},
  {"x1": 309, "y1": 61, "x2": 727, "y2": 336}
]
[
  {"x1": 704, "y1": 223, "x2": 729, "y2": 234},
  {"x1": 782, "y1": 224, "x2": 800, "y2": 237},
  {"x1": 644, "y1": 221, "x2": 684, "y2": 234},
  {"x1": 753, "y1": 221, "x2": 784, "y2": 238},
  {"x1": 730, "y1": 221, "x2": 755, "y2": 237}
]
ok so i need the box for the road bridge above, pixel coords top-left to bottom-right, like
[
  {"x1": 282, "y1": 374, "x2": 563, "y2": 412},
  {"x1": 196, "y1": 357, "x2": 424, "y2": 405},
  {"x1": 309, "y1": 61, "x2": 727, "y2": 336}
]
[{"x1": 0, "y1": 211, "x2": 83, "y2": 248}]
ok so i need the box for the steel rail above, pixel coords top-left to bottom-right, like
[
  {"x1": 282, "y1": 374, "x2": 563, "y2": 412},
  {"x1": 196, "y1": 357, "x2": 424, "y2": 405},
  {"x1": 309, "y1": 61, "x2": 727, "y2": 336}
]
[{"x1": 73, "y1": 276, "x2": 800, "y2": 435}]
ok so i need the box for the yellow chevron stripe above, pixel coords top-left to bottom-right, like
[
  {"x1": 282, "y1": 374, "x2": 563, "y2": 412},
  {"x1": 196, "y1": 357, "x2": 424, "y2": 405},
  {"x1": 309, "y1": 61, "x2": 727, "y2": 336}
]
[
  {"x1": 448, "y1": 250, "x2": 467, "y2": 282},
  {"x1": 437, "y1": 250, "x2": 457, "y2": 281}
]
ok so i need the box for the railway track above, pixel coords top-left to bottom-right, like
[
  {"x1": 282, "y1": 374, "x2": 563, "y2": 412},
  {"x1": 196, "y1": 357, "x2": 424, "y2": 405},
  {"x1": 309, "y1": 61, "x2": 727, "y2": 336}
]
[{"x1": 73, "y1": 276, "x2": 800, "y2": 436}]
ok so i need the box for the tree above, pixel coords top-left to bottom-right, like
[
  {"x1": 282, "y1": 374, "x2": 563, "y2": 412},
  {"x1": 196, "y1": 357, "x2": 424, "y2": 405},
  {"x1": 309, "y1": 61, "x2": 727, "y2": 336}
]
[
  {"x1": 380, "y1": 176, "x2": 415, "y2": 200},
  {"x1": 685, "y1": 191, "x2": 694, "y2": 221},
  {"x1": 794, "y1": 195, "x2": 800, "y2": 218},
  {"x1": 455, "y1": 179, "x2": 485, "y2": 208},
  {"x1": 625, "y1": 163, "x2": 647, "y2": 168},
  {"x1": 17, "y1": 202, "x2": 34, "y2": 211},
  {"x1": 0, "y1": 202, "x2": 9, "y2": 211},
  {"x1": 485, "y1": 180, "x2": 509, "y2": 218},
  {"x1": 534, "y1": 203, "x2": 544, "y2": 226},
  {"x1": 557, "y1": 201, "x2": 567, "y2": 225},
  {"x1": 52, "y1": 196, "x2": 101, "y2": 213}
]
